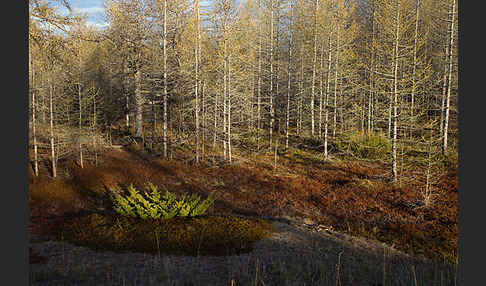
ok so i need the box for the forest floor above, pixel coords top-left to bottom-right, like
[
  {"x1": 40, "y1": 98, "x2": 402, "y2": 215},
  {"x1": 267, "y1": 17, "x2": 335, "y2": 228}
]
[{"x1": 28, "y1": 132, "x2": 458, "y2": 285}]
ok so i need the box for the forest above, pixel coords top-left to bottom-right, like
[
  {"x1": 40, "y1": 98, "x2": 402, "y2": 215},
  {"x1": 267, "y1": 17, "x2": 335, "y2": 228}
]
[{"x1": 29, "y1": 0, "x2": 459, "y2": 285}]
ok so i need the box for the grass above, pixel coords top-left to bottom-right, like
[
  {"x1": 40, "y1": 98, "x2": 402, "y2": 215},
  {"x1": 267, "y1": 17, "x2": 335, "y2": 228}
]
[{"x1": 30, "y1": 226, "x2": 457, "y2": 286}]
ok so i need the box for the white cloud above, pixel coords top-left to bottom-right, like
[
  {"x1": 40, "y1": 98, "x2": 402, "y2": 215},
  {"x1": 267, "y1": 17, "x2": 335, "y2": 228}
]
[
  {"x1": 74, "y1": 7, "x2": 105, "y2": 15},
  {"x1": 87, "y1": 20, "x2": 109, "y2": 30}
]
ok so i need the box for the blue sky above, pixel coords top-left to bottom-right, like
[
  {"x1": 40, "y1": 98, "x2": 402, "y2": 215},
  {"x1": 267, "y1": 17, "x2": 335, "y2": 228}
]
[
  {"x1": 59, "y1": 0, "x2": 108, "y2": 29},
  {"x1": 56, "y1": 0, "x2": 243, "y2": 30}
]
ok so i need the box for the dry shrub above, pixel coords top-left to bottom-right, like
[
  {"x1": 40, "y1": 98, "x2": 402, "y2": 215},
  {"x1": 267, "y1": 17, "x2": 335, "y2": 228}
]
[{"x1": 29, "y1": 176, "x2": 92, "y2": 216}]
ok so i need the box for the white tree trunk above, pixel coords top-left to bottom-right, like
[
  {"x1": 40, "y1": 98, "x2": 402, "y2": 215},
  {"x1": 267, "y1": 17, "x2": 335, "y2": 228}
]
[
  {"x1": 298, "y1": 45, "x2": 304, "y2": 136},
  {"x1": 286, "y1": 1, "x2": 293, "y2": 150},
  {"x1": 49, "y1": 81, "x2": 56, "y2": 178},
  {"x1": 318, "y1": 41, "x2": 324, "y2": 139},
  {"x1": 410, "y1": 0, "x2": 420, "y2": 138},
  {"x1": 134, "y1": 67, "x2": 143, "y2": 138},
  {"x1": 163, "y1": 0, "x2": 168, "y2": 158},
  {"x1": 324, "y1": 33, "x2": 332, "y2": 159},
  {"x1": 195, "y1": 0, "x2": 200, "y2": 163},
  {"x1": 78, "y1": 35, "x2": 84, "y2": 169},
  {"x1": 228, "y1": 54, "x2": 232, "y2": 163},
  {"x1": 269, "y1": 3, "x2": 274, "y2": 147},
  {"x1": 333, "y1": 25, "x2": 340, "y2": 139},
  {"x1": 310, "y1": 0, "x2": 319, "y2": 137},
  {"x1": 368, "y1": 3, "x2": 375, "y2": 134},
  {"x1": 30, "y1": 50, "x2": 38, "y2": 176},
  {"x1": 257, "y1": 0, "x2": 262, "y2": 151},
  {"x1": 442, "y1": 0, "x2": 455, "y2": 154},
  {"x1": 392, "y1": 1, "x2": 401, "y2": 183}
]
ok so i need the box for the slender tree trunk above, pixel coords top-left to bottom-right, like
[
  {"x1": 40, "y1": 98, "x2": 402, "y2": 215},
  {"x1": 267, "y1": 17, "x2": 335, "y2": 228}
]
[
  {"x1": 311, "y1": 0, "x2": 319, "y2": 137},
  {"x1": 49, "y1": 81, "x2": 56, "y2": 178},
  {"x1": 249, "y1": 70, "x2": 254, "y2": 133},
  {"x1": 163, "y1": 0, "x2": 168, "y2": 158},
  {"x1": 195, "y1": 0, "x2": 200, "y2": 163},
  {"x1": 324, "y1": 33, "x2": 332, "y2": 159},
  {"x1": 368, "y1": 2, "x2": 375, "y2": 134},
  {"x1": 269, "y1": 3, "x2": 274, "y2": 147},
  {"x1": 93, "y1": 88, "x2": 98, "y2": 166},
  {"x1": 124, "y1": 63, "x2": 130, "y2": 130},
  {"x1": 134, "y1": 67, "x2": 143, "y2": 138},
  {"x1": 443, "y1": 0, "x2": 455, "y2": 154},
  {"x1": 286, "y1": 1, "x2": 293, "y2": 150},
  {"x1": 361, "y1": 90, "x2": 365, "y2": 133},
  {"x1": 387, "y1": 89, "x2": 392, "y2": 138},
  {"x1": 410, "y1": 0, "x2": 420, "y2": 139},
  {"x1": 298, "y1": 44, "x2": 304, "y2": 136},
  {"x1": 108, "y1": 66, "x2": 113, "y2": 146},
  {"x1": 202, "y1": 81, "x2": 205, "y2": 160},
  {"x1": 275, "y1": 1, "x2": 280, "y2": 138},
  {"x1": 30, "y1": 49, "x2": 38, "y2": 176},
  {"x1": 319, "y1": 41, "x2": 324, "y2": 139},
  {"x1": 223, "y1": 35, "x2": 228, "y2": 160},
  {"x1": 439, "y1": 43, "x2": 448, "y2": 137},
  {"x1": 213, "y1": 86, "x2": 218, "y2": 150},
  {"x1": 333, "y1": 25, "x2": 340, "y2": 139},
  {"x1": 392, "y1": 2, "x2": 401, "y2": 183},
  {"x1": 228, "y1": 54, "x2": 232, "y2": 163},
  {"x1": 42, "y1": 89, "x2": 46, "y2": 124},
  {"x1": 78, "y1": 75, "x2": 83, "y2": 169},
  {"x1": 257, "y1": 0, "x2": 262, "y2": 151}
]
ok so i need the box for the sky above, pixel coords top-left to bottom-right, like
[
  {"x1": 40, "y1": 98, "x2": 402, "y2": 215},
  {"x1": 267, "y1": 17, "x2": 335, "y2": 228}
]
[
  {"x1": 56, "y1": 0, "x2": 242, "y2": 30},
  {"x1": 58, "y1": 0, "x2": 108, "y2": 29}
]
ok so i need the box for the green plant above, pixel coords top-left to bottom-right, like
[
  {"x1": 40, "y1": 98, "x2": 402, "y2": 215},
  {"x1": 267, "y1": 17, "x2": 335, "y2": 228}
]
[
  {"x1": 110, "y1": 183, "x2": 214, "y2": 219},
  {"x1": 337, "y1": 132, "x2": 391, "y2": 159}
]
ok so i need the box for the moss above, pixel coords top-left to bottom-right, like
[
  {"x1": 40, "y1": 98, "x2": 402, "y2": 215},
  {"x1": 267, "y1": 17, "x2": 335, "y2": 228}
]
[
  {"x1": 62, "y1": 213, "x2": 275, "y2": 256},
  {"x1": 337, "y1": 132, "x2": 391, "y2": 159}
]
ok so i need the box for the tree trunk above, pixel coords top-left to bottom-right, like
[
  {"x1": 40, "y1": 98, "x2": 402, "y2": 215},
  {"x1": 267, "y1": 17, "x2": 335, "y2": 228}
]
[
  {"x1": 257, "y1": 0, "x2": 262, "y2": 151},
  {"x1": 410, "y1": 0, "x2": 420, "y2": 139},
  {"x1": 275, "y1": 1, "x2": 281, "y2": 139},
  {"x1": 124, "y1": 64, "x2": 130, "y2": 130},
  {"x1": 333, "y1": 24, "x2": 340, "y2": 139},
  {"x1": 49, "y1": 81, "x2": 56, "y2": 178},
  {"x1": 213, "y1": 86, "x2": 218, "y2": 150},
  {"x1": 269, "y1": 3, "x2": 274, "y2": 147},
  {"x1": 223, "y1": 35, "x2": 228, "y2": 160},
  {"x1": 324, "y1": 33, "x2": 332, "y2": 159},
  {"x1": 392, "y1": 1, "x2": 401, "y2": 183},
  {"x1": 368, "y1": 2, "x2": 375, "y2": 134},
  {"x1": 442, "y1": 0, "x2": 455, "y2": 154},
  {"x1": 134, "y1": 67, "x2": 143, "y2": 138},
  {"x1": 286, "y1": 1, "x2": 293, "y2": 150},
  {"x1": 163, "y1": 0, "x2": 168, "y2": 158},
  {"x1": 93, "y1": 88, "x2": 98, "y2": 166},
  {"x1": 30, "y1": 49, "x2": 38, "y2": 176},
  {"x1": 319, "y1": 40, "x2": 324, "y2": 139},
  {"x1": 202, "y1": 81, "x2": 205, "y2": 160},
  {"x1": 78, "y1": 43, "x2": 84, "y2": 169},
  {"x1": 298, "y1": 44, "x2": 304, "y2": 136},
  {"x1": 228, "y1": 54, "x2": 232, "y2": 163},
  {"x1": 310, "y1": 0, "x2": 319, "y2": 137},
  {"x1": 195, "y1": 0, "x2": 200, "y2": 163}
]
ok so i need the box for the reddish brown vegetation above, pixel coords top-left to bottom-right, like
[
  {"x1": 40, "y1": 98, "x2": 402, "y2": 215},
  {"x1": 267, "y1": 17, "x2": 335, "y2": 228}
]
[{"x1": 29, "y1": 145, "x2": 458, "y2": 263}]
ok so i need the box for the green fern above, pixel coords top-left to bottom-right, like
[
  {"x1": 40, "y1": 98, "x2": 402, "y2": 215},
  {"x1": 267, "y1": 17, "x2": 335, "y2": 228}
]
[{"x1": 110, "y1": 183, "x2": 214, "y2": 220}]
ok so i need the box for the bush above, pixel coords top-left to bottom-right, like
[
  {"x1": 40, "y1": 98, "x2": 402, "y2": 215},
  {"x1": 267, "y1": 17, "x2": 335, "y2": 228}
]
[
  {"x1": 110, "y1": 183, "x2": 214, "y2": 219},
  {"x1": 337, "y1": 132, "x2": 391, "y2": 159},
  {"x1": 62, "y1": 213, "x2": 275, "y2": 256}
]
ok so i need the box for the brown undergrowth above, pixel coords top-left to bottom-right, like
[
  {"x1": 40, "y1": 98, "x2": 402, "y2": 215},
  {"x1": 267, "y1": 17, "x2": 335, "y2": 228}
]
[
  {"x1": 29, "y1": 140, "x2": 458, "y2": 264},
  {"x1": 62, "y1": 213, "x2": 274, "y2": 256}
]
